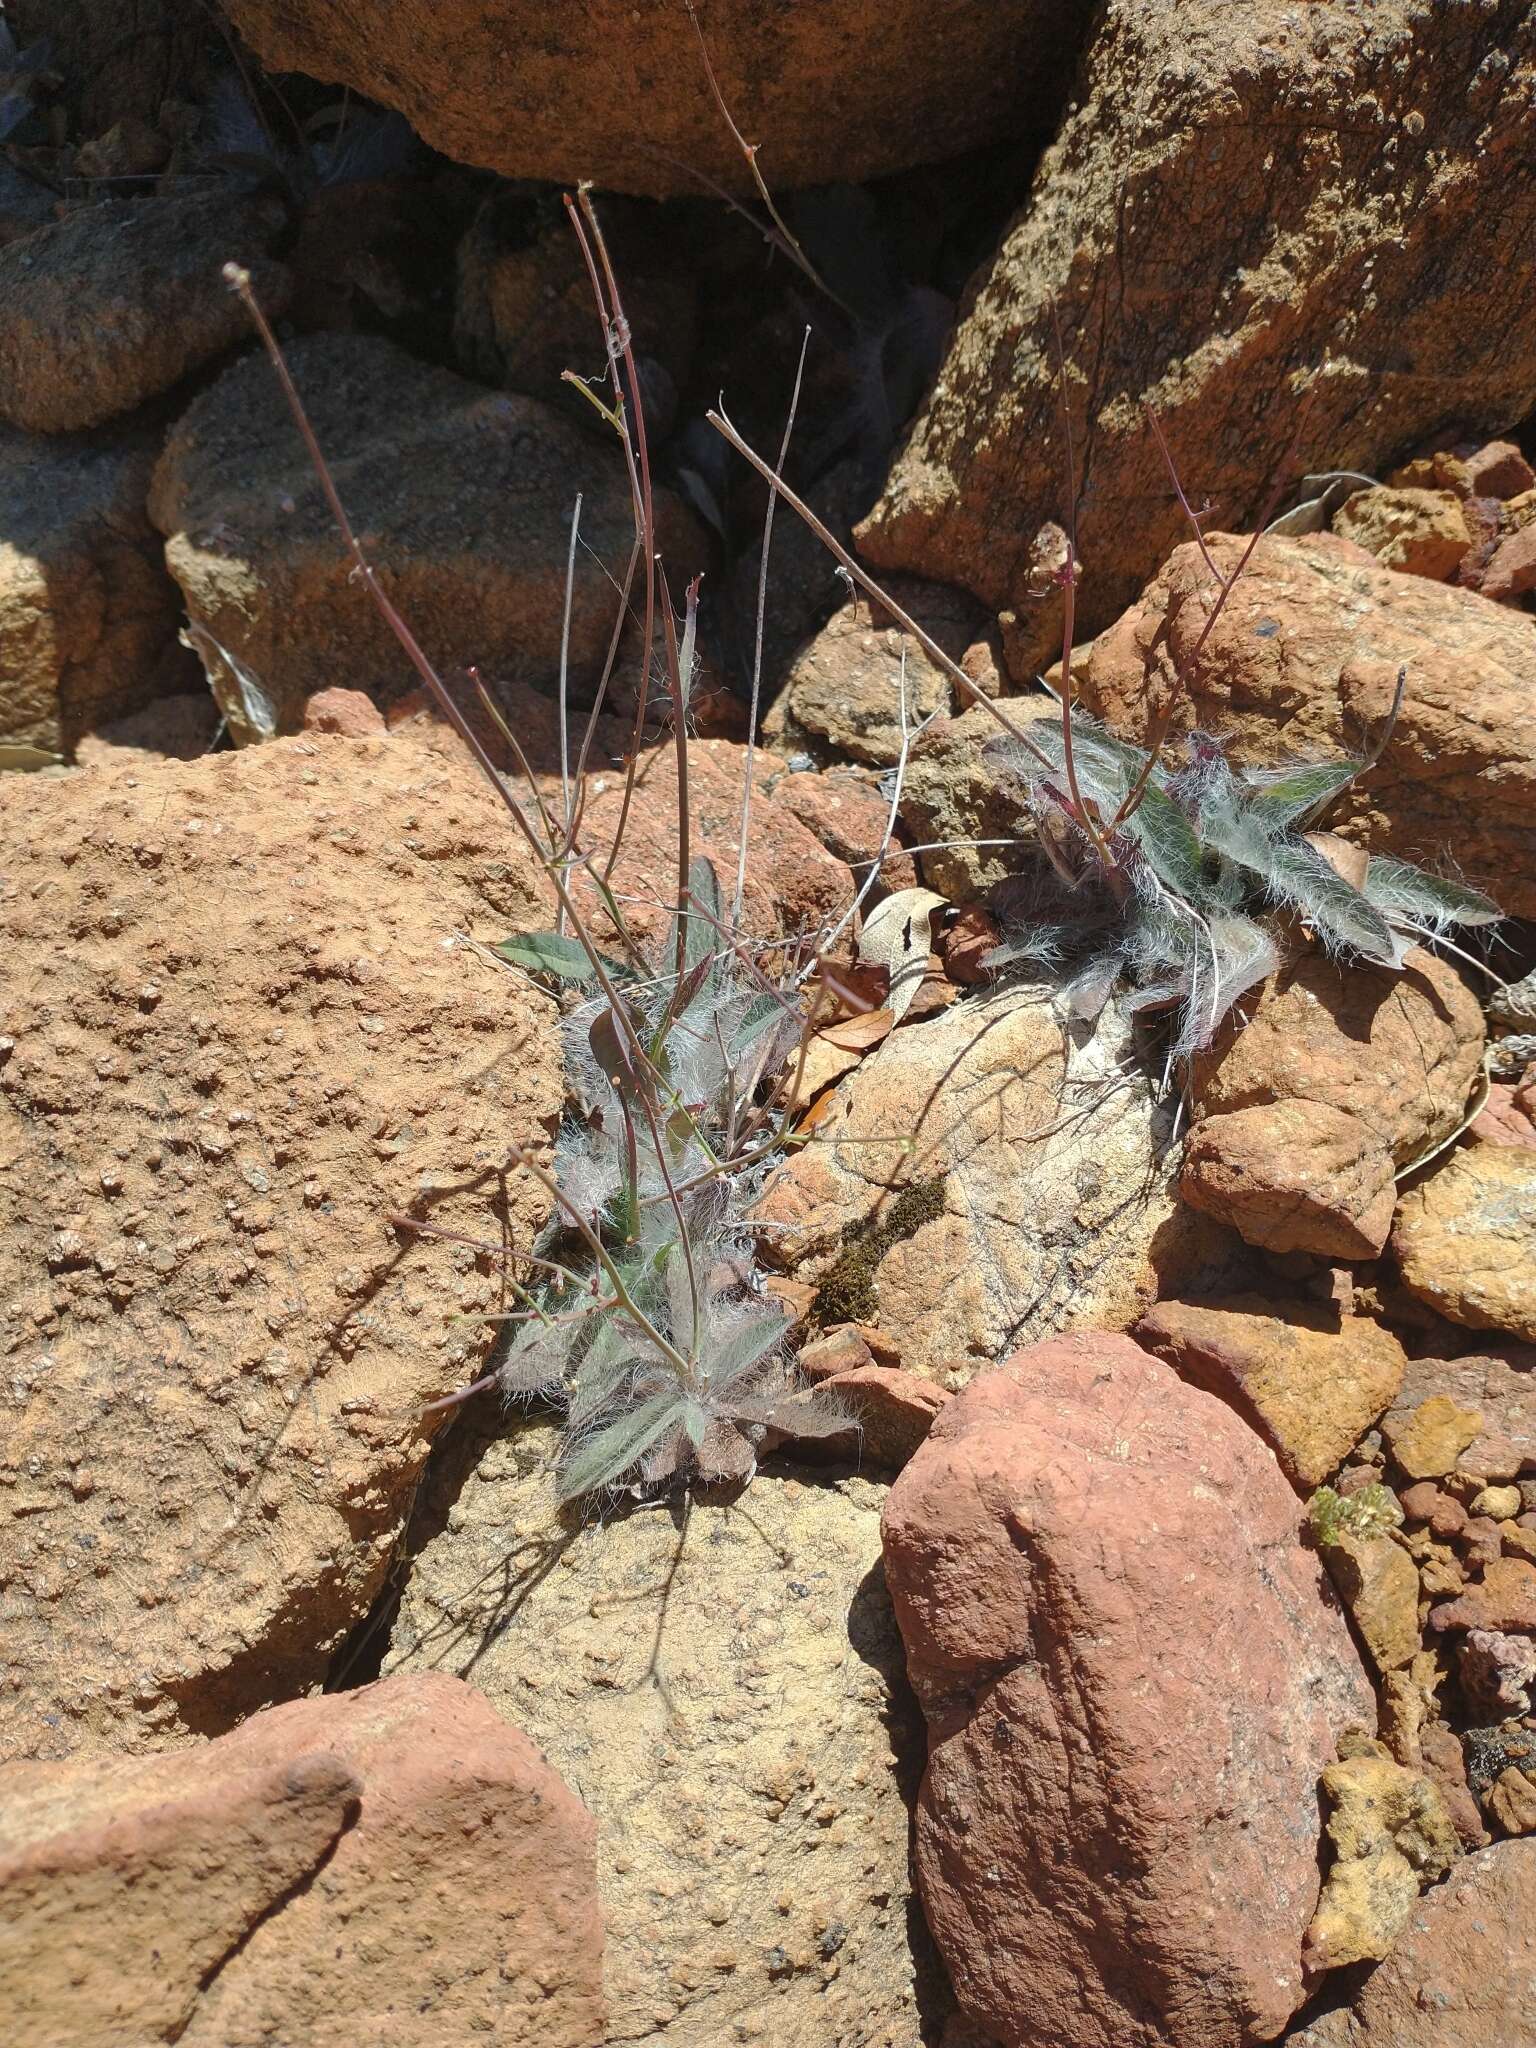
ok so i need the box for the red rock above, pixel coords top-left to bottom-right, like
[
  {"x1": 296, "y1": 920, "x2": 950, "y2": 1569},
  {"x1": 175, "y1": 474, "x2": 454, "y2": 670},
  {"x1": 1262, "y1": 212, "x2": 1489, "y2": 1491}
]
[
  {"x1": 571, "y1": 738, "x2": 856, "y2": 950},
  {"x1": 1399, "y1": 1482, "x2": 1468, "y2": 1539},
  {"x1": 302, "y1": 686, "x2": 387, "y2": 738},
  {"x1": 1416, "y1": 1721, "x2": 1489, "y2": 1851},
  {"x1": 819, "y1": 1363, "x2": 949, "y2": 1468},
  {"x1": 938, "y1": 903, "x2": 1002, "y2": 985},
  {"x1": 0, "y1": 1672, "x2": 603, "y2": 2047},
  {"x1": 1180, "y1": 1100, "x2": 1397, "y2": 1258},
  {"x1": 768, "y1": 768, "x2": 919, "y2": 891},
  {"x1": 1469, "y1": 1080, "x2": 1536, "y2": 1149},
  {"x1": 881, "y1": 1332, "x2": 1373, "y2": 2048},
  {"x1": 1379, "y1": 1351, "x2": 1536, "y2": 1481},
  {"x1": 1480, "y1": 521, "x2": 1536, "y2": 602},
  {"x1": 1428, "y1": 1556, "x2": 1536, "y2": 1633},
  {"x1": 1463, "y1": 440, "x2": 1536, "y2": 500},
  {"x1": 1289, "y1": 1842, "x2": 1535, "y2": 2048}
]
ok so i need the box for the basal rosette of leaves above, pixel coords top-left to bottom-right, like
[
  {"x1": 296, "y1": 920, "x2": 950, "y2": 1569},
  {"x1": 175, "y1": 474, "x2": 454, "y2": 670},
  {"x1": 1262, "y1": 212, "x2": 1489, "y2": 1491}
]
[
  {"x1": 495, "y1": 857, "x2": 847, "y2": 1502},
  {"x1": 984, "y1": 713, "x2": 1500, "y2": 1055}
]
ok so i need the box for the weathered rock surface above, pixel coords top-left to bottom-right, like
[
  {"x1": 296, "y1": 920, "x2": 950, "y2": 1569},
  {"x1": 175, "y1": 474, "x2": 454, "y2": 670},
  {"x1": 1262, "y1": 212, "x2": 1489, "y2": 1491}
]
[
  {"x1": 387, "y1": 1423, "x2": 948, "y2": 2048},
  {"x1": 0, "y1": 730, "x2": 563, "y2": 1759},
  {"x1": 1393, "y1": 1145, "x2": 1536, "y2": 1342},
  {"x1": 1381, "y1": 1351, "x2": 1536, "y2": 1481},
  {"x1": 1076, "y1": 533, "x2": 1536, "y2": 912},
  {"x1": 0, "y1": 192, "x2": 290, "y2": 433},
  {"x1": 0, "y1": 1671, "x2": 603, "y2": 2048},
  {"x1": 218, "y1": 0, "x2": 1087, "y2": 195},
  {"x1": 881, "y1": 1332, "x2": 1374, "y2": 2048},
  {"x1": 1318, "y1": 1527, "x2": 1421, "y2": 1679},
  {"x1": 1180, "y1": 1099, "x2": 1398, "y2": 1259},
  {"x1": 861, "y1": 4, "x2": 1536, "y2": 659},
  {"x1": 1303, "y1": 1740, "x2": 1458, "y2": 1972},
  {"x1": 568, "y1": 735, "x2": 856, "y2": 950},
  {"x1": 896, "y1": 697, "x2": 1058, "y2": 900},
  {"x1": 1135, "y1": 1295, "x2": 1405, "y2": 1488},
  {"x1": 1290, "y1": 1841, "x2": 1536, "y2": 2048},
  {"x1": 763, "y1": 581, "x2": 986, "y2": 768},
  {"x1": 1190, "y1": 946, "x2": 1484, "y2": 1209},
  {"x1": 149, "y1": 331, "x2": 701, "y2": 742},
  {"x1": 0, "y1": 422, "x2": 196, "y2": 753},
  {"x1": 756, "y1": 988, "x2": 1237, "y2": 1381},
  {"x1": 1331, "y1": 487, "x2": 1471, "y2": 580}
]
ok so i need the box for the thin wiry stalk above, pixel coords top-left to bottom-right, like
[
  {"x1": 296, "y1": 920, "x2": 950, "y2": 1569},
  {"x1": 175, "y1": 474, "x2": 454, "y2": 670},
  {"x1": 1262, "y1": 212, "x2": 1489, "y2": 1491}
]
[
  {"x1": 1047, "y1": 301, "x2": 1111, "y2": 870},
  {"x1": 557, "y1": 491, "x2": 583, "y2": 913},
  {"x1": 706, "y1": 405, "x2": 1068, "y2": 789},
  {"x1": 815, "y1": 647, "x2": 940, "y2": 963},
  {"x1": 568, "y1": 188, "x2": 665, "y2": 890},
  {"x1": 734, "y1": 327, "x2": 810, "y2": 932},
  {"x1": 683, "y1": 1, "x2": 857, "y2": 322},
  {"x1": 1112, "y1": 395, "x2": 1316, "y2": 828}
]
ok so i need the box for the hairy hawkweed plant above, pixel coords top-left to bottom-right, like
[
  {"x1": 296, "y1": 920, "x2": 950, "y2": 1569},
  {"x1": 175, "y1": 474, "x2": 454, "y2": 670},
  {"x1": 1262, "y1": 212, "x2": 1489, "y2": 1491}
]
[
  {"x1": 225, "y1": 184, "x2": 856, "y2": 1503},
  {"x1": 496, "y1": 855, "x2": 850, "y2": 1499},
  {"x1": 981, "y1": 710, "x2": 1501, "y2": 1056}
]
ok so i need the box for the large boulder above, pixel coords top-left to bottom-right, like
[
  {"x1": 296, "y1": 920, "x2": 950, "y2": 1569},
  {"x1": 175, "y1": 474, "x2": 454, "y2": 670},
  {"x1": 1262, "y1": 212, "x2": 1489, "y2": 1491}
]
[
  {"x1": 0, "y1": 422, "x2": 197, "y2": 754},
  {"x1": 387, "y1": 1423, "x2": 951, "y2": 2047},
  {"x1": 755, "y1": 987, "x2": 1240, "y2": 1381},
  {"x1": 0, "y1": 1671, "x2": 603, "y2": 2048},
  {"x1": 0, "y1": 192, "x2": 290, "y2": 434},
  {"x1": 0, "y1": 729, "x2": 563, "y2": 1760},
  {"x1": 881, "y1": 1332, "x2": 1375, "y2": 2048},
  {"x1": 217, "y1": 0, "x2": 1089, "y2": 196},
  {"x1": 148, "y1": 332, "x2": 702, "y2": 743},
  {"x1": 861, "y1": 1, "x2": 1536, "y2": 668},
  {"x1": 1073, "y1": 533, "x2": 1536, "y2": 913},
  {"x1": 1290, "y1": 1840, "x2": 1536, "y2": 2048}
]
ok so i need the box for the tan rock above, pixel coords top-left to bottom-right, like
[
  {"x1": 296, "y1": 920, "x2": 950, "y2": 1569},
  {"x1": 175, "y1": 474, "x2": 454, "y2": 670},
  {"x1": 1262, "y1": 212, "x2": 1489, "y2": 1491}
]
[
  {"x1": 1136, "y1": 1296, "x2": 1405, "y2": 1489},
  {"x1": 1333, "y1": 486, "x2": 1471, "y2": 579},
  {"x1": 1382, "y1": 1394, "x2": 1487, "y2": 1480},
  {"x1": 861, "y1": 6, "x2": 1536, "y2": 659},
  {"x1": 0, "y1": 731, "x2": 563, "y2": 1759},
  {"x1": 895, "y1": 699, "x2": 1056, "y2": 898},
  {"x1": 1075, "y1": 531, "x2": 1536, "y2": 912},
  {"x1": 217, "y1": 0, "x2": 1083, "y2": 195},
  {"x1": 0, "y1": 192, "x2": 290, "y2": 433},
  {"x1": 764, "y1": 581, "x2": 981, "y2": 766},
  {"x1": 882, "y1": 1333, "x2": 1374, "y2": 2048},
  {"x1": 1180, "y1": 1100, "x2": 1398, "y2": 1258},
  {"x1": 387, "y1": 1423, "x2": 945, "y2": 2048},
  {"x1": 0, "y1": 1672, "x2": 602, "y2": 2048},
  {"x1": 1290, "y1": 1841, "x2": 1536, "y2": 2048},
  {"x1": 757, "y1": 987, "x2": 1236, "y2": 1381},
  {"x1": 1322, "y1": 1529, "x2": 1423, "y2": 1676},
  {"x1": 0, "y1": 423, "x2": 196, "y2": 755},
  {"x1": 149, "y1": 332, "x2": 702, "y2": 742},
  {"x1": 1393, "y1": 1145, "x2": 1536, "y2": 1342},
  {"x1": 1192, "y1": 945, "x2": 1484, "y2": 1166},
  {"x1": 1303, "y1": 1743, "x2": 1459, "y2": 1972},
  {"x1": 1487, "y1": 1767, "x2": 1536, "y2": 1835}
]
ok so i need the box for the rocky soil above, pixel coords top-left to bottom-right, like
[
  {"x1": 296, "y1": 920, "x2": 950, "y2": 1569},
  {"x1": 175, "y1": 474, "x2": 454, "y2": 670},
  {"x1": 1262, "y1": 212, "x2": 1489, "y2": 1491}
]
[{"x1": 2, "y1": 5, "x2": 1535, "y2": 2046}]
